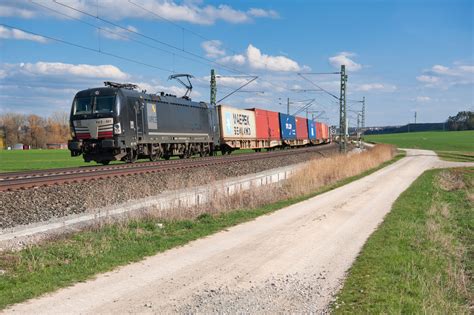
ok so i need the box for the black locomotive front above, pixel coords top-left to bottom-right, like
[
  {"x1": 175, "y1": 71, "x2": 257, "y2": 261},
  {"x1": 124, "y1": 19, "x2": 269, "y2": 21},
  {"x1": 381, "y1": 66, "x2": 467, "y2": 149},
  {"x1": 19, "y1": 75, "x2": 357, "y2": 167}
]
[
  {"x1": 68, "y1": 82, "x2": 219, "y2": 164},
  {"x1": 68, "y1": 86, "x2": 126, "y2": 164}
]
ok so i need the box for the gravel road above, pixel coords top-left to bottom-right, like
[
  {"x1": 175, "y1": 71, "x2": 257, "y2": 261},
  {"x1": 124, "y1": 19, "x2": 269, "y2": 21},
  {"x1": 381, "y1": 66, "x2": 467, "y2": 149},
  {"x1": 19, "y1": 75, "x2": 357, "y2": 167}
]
[{"x1": 5, "y1": 149, "x2": 473, "y2": 314}]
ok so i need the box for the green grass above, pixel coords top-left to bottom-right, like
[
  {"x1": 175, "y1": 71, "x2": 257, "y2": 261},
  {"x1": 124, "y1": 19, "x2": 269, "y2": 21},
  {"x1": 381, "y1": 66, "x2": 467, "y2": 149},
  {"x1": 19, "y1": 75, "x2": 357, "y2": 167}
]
[
  {"x1": 0, "y1": 148, "x2": 259, "y2": 173},
  {"x1": 0, "y1": 151, "x2": 404, "y2": 309},
  {"x1": 333, "y1": 167, "x2": 473, "y2": 314},
  {"x1": 365, "y1": 130, "x2": 474, "y2": 162}
]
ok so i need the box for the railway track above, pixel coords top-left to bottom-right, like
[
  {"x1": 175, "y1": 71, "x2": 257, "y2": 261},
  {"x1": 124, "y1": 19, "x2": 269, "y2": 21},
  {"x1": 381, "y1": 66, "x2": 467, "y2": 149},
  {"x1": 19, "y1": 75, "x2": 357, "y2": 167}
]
[{"x1": 0, "y1": 144, "x2": 336, "y2": 192}]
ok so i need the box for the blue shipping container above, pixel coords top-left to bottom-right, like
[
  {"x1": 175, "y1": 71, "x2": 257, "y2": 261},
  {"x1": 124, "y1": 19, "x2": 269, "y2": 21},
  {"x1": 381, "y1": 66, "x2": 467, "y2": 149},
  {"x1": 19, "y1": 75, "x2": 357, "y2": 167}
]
[
  {"x1": 308, "y1": 120, "x2": 317, "y2": 139},
  {"x1": 279, "y1": 113, "x2": 297, "y2": 140}
]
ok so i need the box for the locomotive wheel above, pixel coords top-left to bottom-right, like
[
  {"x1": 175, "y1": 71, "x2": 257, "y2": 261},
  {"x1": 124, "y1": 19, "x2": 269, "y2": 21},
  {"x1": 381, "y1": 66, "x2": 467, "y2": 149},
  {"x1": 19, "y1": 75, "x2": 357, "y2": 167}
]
[
  {"x1": 125, "y1": 149, "x2": 137, "y2": 163},
  {"x1": 163, "y1": 155, "x2": 170, "y2": 160},
  {"x1": 149, "y1": 152, "x2": 159, "y2": 162}
]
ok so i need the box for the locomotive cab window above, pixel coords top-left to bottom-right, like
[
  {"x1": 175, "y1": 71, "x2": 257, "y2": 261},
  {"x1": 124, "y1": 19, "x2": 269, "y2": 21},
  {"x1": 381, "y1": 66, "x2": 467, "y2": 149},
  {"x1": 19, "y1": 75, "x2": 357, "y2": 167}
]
[
  {"x1": 94, "y1": 96, "x2": 115, "y2": 114},
  {"x1": 73, "y1": 97, "x2": 93, "y2": 115},
  {"x1": 73, "y1": 95, "x2": 116, "y2": 115}
]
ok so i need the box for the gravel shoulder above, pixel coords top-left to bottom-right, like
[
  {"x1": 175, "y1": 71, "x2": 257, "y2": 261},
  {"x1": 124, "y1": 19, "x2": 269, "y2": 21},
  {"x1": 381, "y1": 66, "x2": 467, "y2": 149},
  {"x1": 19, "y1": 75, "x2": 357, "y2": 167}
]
[
  {"x1": 5, "y1": 149, "x2": 473, "y2": 314},
  {"x1": 0, "y1": 145, "x2": 337, "y2": 229}
]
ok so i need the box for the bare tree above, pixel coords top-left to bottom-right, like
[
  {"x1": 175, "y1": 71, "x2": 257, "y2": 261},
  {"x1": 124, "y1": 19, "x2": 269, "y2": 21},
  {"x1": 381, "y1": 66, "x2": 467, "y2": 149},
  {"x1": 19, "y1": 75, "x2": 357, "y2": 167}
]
[
  {"x1": 25, "y1": 114, "x2": 47, "y2": 148},
  {"x1": 0, "y1": 113, "x2": 25, "y2": 147},
  {"x1": 47, "y1": 111, "x2": 70, "y2": 143}
]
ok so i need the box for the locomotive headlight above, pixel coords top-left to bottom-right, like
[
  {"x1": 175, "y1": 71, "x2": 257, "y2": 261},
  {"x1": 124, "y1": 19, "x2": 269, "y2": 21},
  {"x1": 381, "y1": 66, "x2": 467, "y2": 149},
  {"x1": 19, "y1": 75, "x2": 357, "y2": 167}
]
[{"x1": 114, "y1": 122, "x2": 122, "y2": 135}]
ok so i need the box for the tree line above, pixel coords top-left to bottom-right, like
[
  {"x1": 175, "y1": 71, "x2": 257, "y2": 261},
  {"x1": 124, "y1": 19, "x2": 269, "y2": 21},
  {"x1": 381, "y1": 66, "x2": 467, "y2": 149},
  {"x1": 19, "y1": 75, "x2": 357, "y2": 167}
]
[
  {"x1": 446, "y1": 111, "x2": 473, "y2": 131},
  {"x1": 0, "y1": 112, "x2": 70, "y2": 149}
]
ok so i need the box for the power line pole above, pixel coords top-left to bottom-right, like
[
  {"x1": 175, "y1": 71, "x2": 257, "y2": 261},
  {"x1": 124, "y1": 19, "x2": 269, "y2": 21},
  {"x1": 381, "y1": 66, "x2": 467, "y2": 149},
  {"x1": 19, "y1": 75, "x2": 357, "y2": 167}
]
[
  {"x1": 357, "y1": 113, "x2": 360, "y2": 132},
  {"x1": 361, "y1": 96, "x2": 366, "y2": 130},
  {"x1": 414, "y1": 111, "x2": 417, "y2": 124},
  {"x1": 210, "y1": 69, "x2": 216, "y2": 107},
  {"x1": 339, "y1": 65, "x2": 347, "y2": 153}
]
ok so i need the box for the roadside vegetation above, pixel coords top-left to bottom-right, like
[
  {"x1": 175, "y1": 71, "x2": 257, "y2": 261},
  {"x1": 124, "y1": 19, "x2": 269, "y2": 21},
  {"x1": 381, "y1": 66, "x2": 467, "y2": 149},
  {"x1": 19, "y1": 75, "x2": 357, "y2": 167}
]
[
  {"x1": 0, "y1": 145, "x2": 399, "y2": 309},
  {"x1": 365, "y1": 130, "x2": 474, "y2": 162},
  {"x1": 333, "y1": 167, "x2": 473, "y2": 314}
]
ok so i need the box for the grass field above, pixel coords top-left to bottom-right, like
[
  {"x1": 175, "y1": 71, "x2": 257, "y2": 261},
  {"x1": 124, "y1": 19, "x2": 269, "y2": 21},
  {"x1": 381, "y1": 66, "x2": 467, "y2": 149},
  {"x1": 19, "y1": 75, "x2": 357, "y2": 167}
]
[
  {"x1": 0, "y1": 148, "x2": 259, "y2": 173},
  {"x1": 0, "y1": 147, "x2": 402, "y2": 309},
  {"x1": 333, "y1": 167, "x2": 473, "y2": 313},
  {"x1": 365, "y1": 130, "x2": 474, "y2": 162}
]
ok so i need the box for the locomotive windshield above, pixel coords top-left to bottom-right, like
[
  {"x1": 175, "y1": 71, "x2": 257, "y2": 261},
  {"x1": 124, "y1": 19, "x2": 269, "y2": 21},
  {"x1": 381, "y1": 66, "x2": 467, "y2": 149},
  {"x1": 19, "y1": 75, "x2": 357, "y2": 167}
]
[{"x1": 73, "y1": 95, "x2": 116, "y2": 115}]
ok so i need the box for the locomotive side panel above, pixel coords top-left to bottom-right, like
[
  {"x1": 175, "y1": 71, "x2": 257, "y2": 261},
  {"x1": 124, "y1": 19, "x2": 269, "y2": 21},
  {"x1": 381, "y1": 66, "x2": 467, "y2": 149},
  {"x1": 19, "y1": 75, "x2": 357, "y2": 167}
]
[{"x1": 151, "y1": 100, "x2": 212, "y2": 141}]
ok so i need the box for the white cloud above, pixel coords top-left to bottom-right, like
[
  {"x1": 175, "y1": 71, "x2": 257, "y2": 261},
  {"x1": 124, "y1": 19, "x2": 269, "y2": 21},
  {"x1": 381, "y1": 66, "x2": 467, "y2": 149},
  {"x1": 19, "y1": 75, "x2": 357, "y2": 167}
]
[
  {"x1": 416, "y1": 96, "x2": 431, "y2": 102},
  {"x1": 431, "y1": 64, "x2": 454, "y2": 75},
  {"x1": 219, "y1": 44, "x2": 304, "y2": 72},
  {"x1": 0, "y1": 62, "x2": 204, "y2": 115},
  {"x1": 1, "y1": 1, "x2": 279, "y2": 25},
  {"x1": 247, "y1": 44, "x2": 301, "y2": 72},
  {"x1": 217, "y1": 76, "x2": 257, "y2": 87},
  {"x1": 100, "y1": 25, "x2": 138, "y2": 41},
  {"x1": 17, "y1": 62, "x2": 128, "y2": 80},
  {"x1": 417, "y1": 62, "x2": 474, "y2": 88},
  {"x1": 0, "y1": 4, "x2": 36, "y2": 18},
  {"x1": 354, "y1": 83, "x2": 397, "y2": 92},
  {"x1": 201, "y1": 40, "x2": 226, "y2": 58},
  {"x1": 416, "y1": 75, "x2": 439, "y2": 83},
  {"x1": 0, "y1": 26, "x2": 47, "y2": 43},
  {"x1": 247, "y1": 8, "x2": 279, "y2": 18},
  {"x1": 0, "y1": 62, "x2": 130, "y2": 115},
  {"x1": 458, "y1": 65, "x2": 474, "y2": 73},
  {"x1": 329, "y1": 52, "x2": 362, "y2": 71},
  {"x1": 219, "y1": 54, "x2": 246, "y2": 66},
  {"x1": 243, "y1": 96, "x2": 271, "y2": 106}
]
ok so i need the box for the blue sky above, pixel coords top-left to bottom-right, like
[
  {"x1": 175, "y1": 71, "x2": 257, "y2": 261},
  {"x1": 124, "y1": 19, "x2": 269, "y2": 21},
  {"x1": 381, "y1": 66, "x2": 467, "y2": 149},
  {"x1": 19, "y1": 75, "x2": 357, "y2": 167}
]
[{"x1": 0, "y1": 0, "x2": 472, "y2": 127}]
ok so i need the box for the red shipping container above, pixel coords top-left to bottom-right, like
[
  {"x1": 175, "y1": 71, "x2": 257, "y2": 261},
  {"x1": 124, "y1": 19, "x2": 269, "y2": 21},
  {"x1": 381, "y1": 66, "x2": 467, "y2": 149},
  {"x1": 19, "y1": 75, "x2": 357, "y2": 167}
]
[
  {"x1": 250, "y1": 108, "x2": 281, "y2": 140},
  {"x1": 295, "y1": 116, "x2": 308, "y2": 140},
  {"x1": 315, "y1": 122, "x2": 323, "y2": 140}
]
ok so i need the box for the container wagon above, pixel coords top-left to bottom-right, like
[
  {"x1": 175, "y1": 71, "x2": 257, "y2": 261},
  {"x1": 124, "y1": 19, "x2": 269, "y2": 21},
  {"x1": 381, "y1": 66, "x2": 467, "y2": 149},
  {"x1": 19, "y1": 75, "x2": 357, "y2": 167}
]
[
  {"x1": 321, "y1": 123, "x2": 330, "y2": 143},
  {"x1": 315, "y1": 122, "x2": 323, "y2": 144},
  {"x1": 308, "y1": 119, "x2": 317, "y2": 144},
  {"x1": 217, "y1": 105, "x2": 257, "y2": 154},
  {"x1": 250, "y1": 108, "x2": 282, "y2": 151},
  {"x1": 278, "y1": 113, "x2": 297, "y2": 146},
  {"x1": 295, "y1": 116, "x2": 310, "y2": 146}
]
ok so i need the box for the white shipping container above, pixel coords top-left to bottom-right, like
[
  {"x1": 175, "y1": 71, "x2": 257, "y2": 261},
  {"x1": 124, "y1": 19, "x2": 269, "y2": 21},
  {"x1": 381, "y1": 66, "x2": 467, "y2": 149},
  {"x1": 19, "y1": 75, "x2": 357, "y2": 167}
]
[{"x1": 218, "y1": 105, "x2": 256, "y2": 139}]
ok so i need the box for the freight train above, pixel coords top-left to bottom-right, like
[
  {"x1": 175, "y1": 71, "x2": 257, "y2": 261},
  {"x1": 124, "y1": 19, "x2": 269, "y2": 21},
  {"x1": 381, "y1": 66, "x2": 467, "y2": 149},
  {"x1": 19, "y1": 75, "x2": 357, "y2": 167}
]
[{"x1": 68, "y1": 81, "x2": 330, "y2": 164}]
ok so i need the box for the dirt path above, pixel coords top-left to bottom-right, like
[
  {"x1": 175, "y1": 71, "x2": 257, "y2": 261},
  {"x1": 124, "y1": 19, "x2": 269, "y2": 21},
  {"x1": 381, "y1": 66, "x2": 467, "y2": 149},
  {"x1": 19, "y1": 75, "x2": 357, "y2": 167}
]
[{"x1": 5, "y1": 149, "x2": 473, "y2": 314}]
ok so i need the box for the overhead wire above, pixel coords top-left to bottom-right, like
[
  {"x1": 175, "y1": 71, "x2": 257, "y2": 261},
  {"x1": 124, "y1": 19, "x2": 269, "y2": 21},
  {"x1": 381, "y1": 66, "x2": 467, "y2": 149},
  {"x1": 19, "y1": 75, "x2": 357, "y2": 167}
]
[
  {"x1": 51, "y1": 0, "x2": 303, "y2": 98},
  {"x1": 53, "y1": 0, "x2": 252, "y2": 76},
  {"x1": 0, "y1": 23, "x2": 174, "y2": 73},
  {"x1": 127, "y1": 0, "x2": 241, "y2": 57},
  {"x1": 31, "y1": 0, "x2": 251, "y2": 77}
]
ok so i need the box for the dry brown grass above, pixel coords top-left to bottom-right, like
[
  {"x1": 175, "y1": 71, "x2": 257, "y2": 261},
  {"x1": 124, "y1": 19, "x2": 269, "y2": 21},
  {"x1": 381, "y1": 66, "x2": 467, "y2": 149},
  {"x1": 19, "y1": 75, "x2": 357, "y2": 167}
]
[
  {"x1": 284, "y1": 144, "x2": 396, "y2": 196},
  {"x1": 438, "y1": 170, "x2": 466, "y2": 191},
  {"x1": 137, "y1": 144, "x2": 396, "y2": 222}
]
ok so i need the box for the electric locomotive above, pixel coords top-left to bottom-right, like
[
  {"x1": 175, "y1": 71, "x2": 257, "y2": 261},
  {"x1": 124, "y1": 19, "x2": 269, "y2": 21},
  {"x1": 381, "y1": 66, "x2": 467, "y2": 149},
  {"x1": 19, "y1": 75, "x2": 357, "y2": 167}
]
[{"x1": 68, "y1": 80, "x2": 220, "y2": 164}]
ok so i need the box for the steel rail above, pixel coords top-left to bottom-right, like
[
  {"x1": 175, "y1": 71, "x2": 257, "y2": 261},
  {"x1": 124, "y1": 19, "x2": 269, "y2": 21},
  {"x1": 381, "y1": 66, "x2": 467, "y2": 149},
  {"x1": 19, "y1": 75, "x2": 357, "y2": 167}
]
[{"x1": 0, "y1": 144, "x2": 336, "y2": 192}]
